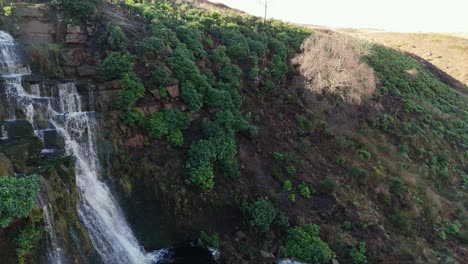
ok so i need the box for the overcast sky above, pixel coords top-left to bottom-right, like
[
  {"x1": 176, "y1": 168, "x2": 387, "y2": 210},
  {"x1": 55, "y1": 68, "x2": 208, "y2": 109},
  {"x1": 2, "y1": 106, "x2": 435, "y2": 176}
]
[{"x1": 209, "y1": 0, "x2": 468, "y2": 32}]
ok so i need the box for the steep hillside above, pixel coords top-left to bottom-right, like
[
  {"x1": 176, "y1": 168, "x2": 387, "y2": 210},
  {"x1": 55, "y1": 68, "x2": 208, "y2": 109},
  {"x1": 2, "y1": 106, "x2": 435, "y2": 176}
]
[
  {"x1": 0, "y1": 0, "x2": 467, "y2": 264},
  {"x1": 339, "y1": 29, "x2": 468, "y2": 89}
]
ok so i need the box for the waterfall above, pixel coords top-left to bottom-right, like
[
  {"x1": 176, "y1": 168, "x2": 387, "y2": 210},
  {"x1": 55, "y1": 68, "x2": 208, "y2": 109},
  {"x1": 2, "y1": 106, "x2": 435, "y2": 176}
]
[
  {"x1": 0, "y1": 30, "x2": 165, "y2": 263},
  {"x1": 40, "y1": 198, "x2": 65, "y2": 264}
]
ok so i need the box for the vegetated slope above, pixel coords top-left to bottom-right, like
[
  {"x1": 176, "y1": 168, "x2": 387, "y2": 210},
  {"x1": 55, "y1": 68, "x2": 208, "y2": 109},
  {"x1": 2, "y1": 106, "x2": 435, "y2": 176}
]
[
  {"x1": 0, "y1": 0, "x2": 465, "y2": 262},
  {"x1": 79, "y1": 0, "x2": 467, "y2": 263},
  {"x1": 340, "y1": 29, "x2": 468, "y2": 89}
]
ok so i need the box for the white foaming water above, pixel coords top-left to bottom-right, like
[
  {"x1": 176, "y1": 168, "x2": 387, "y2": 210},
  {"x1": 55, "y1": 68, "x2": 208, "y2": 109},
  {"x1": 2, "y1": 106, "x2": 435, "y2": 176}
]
[
  {"x1": 277, "y1": 260, "x2": 306, "y2": 264},
  {"x1": 0, "y1": 30, "x2": 161, "y2": 264},
  {"x1": 40, "y1": 198, "x2": 65, "y2": 264}
]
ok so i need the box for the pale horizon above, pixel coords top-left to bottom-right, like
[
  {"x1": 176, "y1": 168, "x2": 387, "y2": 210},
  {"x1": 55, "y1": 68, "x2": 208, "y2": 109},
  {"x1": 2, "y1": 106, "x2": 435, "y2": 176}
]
[{"x1": 209, "y1": 0, "x2": 468, "y2": 33}]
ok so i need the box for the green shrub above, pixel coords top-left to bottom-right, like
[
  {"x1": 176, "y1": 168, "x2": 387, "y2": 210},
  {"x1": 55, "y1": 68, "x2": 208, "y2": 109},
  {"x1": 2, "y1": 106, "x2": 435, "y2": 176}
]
[
  {"x1": 145, "y1": 112, "x2": 168, "y2": 138},
  {"x1": 241, "y1": 198, "x2": 276, "y2": 233},
  {"x1": 219, "y1": 62, "x2": 242, "y2": 84},
  {"x1": 136, "y1": 36, "x2": 166, "y2": 57},
  {"x1": 0, "y1": 175, "x2": 39, "y2": 227},
  {"x1": 247, "y1": 39, "x2": 266, "y2": 57},
  {"x1": 16, "y1": 224, "x2": 40, "y2": 264},
  {"x1": 348, "y1": 166, "x2": 369, "y2": 182},
  {"x1": 167, "y1": 44, "x2": 200, "y2": 82},
  {"x1": 342, "y1": 220, "x2": 352, "y2": 231},
  {"x1": 289, "y1": 193, "x2": 296, "y2": 203},
  {"x1": 283, "y1": 180, "x2": 293, "y2": 191},
  {"x1": 144, "y1": 109, "x2": 189, "y2": 140},
  {"x1": 100, "y1": 52, "x2": 134, "y2": 80},
  {"x1": 283, "y1": 224, "x2": 333, "y2": 264},
  {"x1": 114, "y1": 72, "x2": 145, "y2": 122},
  {"x1": 167, "y1": 129, "x2": 184, "y2": 147},
  {"x1": 199, "y1": 231, "x2": 220, "y2": 249},
  {"x1": 188, "y1": 139, "x2": 217, "y2": 167},
  {"x1": 107, "y1": 25, "x2": 128, "y2": 51},
  {"x1": 298, "y1": 182, "x2": 311, "y2": 198},
  {"x1": 276, "y1": 212, "x2": 290, "y2": 228},
  {"x1": 321, "y1": 176, "x2": 339, "y2": 194},
  {"x1": 357, "y1": 149, "x2": 371, "y2": 160},
  {"x1": 181, "y1": 81, "x2": 203, "y2": 112},
  {"x1": 57, "y1": 0, "x2": 101, "y2": 21},
  {"x1": 272, "y1": 152, "x2": 284, "y2": 161},
  {"x1": 270, "y1": 54, "x2": 288, "y2": 80},
  {"x1": 176, "y1": 24, "x2": 206, "y2": 58},
  {"x1": 189, "y1": 163, "x2": 215, "y2": 191},
  {"x1": 286, "y1": 164, "x2": 296, "y2": 176},
  {"x1": 445, "y1": 220, "x2": 462, "y2": 236},
  {"x1": 389, "y1": 206, "x2": 411, "y2": 231},
  {"x1": 350, "y1": 242, "x2": 367, "y2": 264},
  {"x1": 153, "y1": 67, "x2": 170, "y2": 86}
]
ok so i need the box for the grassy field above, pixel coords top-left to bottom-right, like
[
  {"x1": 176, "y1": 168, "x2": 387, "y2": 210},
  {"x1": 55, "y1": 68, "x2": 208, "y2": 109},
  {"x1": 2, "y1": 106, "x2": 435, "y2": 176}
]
[{"x1": 338, "y1": 29, "x2": 468, "y2": 88}]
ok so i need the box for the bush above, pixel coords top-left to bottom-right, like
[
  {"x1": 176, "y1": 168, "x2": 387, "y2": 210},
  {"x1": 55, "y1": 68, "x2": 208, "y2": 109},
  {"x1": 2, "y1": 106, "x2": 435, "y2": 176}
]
[
  {"x1": 283, "y1": 180, "x2": 293, "y2": 192},
  {"x1": 136, "y1": 36, "x2": 166, "y2": 57},
  {"x1": 144, "y1": 109, "x2": 189, "y2": 140},
  {"x1": 167, "y1": 129, "x2": 184, "y2": 147},
  {"x1": 321, "y1": 176, "x2": 339, "y2": 194},
  {"x1": 115, "y1": 72, "x2": 145, "y2": 116},
  {"x1": 342, "y1": 221, "x2": 352, "y2": 231},
  {"x1": 199, "y1": 231, "x2": 220, "y2": 249},
  {"x1": 219, "y1": 62, "x2": 242, "y2": 84},
  {"x1": 0, "y1": 175, "x2": 39, "y2": 227},
  {"x1": 16, "y1": 224, "x2": 40, "y2": 264},
  {"x1": 286, "y1": 164, "x2": 296, "y2": 176},
  {"x1": 445, "y1": 220, "x2": 462, "y2": 236},
  {"x1": 298, "y1": 182, "x2": 311, "y2": 198},
  {"x1": 188, "y1": 140, "x2": 217, "y2": 167},
  {"x1": 283, "y1": 224, "x2": 333, "y2": 264},
  {"x1": 107, "y1": 25, "x2": 128, "y2": 51},
  {"x1": 241, "y1": 198, "x2": 276, "y2": 233},
  {"x1": 57, "y1": 0, "x2": 101, "y2": 21},
  {"x1": 348, "y1": 166, "x2": 369, "y2": 182},
  {"x1": 100, "y1": 52, "x2": 134, "y2": 80},
  {"x1": 357, "y1": 149, "x2": 371, "y2": 160},
  {"x1": 153, "y1": 67, "x2": 170, "y2": 86},
  {"x1": 270, "y1": 54, "x2": 288, "y2": 80},
  {"x1": 289, "y1": 194, "x2": 296, "y2": 202},
  {"x1": 167, "y1": 44, "x2": 199, "y2": 82},
  {"x1": 291, "y1": 33, "x2": 376, "y2": 104},
  {"x1": 176, "y1": 24, "x2": 206, "y2": 58},
  {"x1": 181, "y1": 81, "x2": 203, "y2": 112},
  {"x1": 189, "y1": 163, "x2": 215, "y2": 191},
  {"x1": 350, "y1": 242, "x2": 367, "y2": 264}
]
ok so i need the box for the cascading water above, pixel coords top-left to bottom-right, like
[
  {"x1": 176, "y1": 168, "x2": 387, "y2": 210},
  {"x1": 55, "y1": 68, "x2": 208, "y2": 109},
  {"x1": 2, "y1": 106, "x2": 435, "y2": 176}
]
[
  {"x1": 40, "y1": 198, "x2": 65, "y2": 264},
  {"x1": 0, "y1": 30, "x2": 166, "y2": 263}
]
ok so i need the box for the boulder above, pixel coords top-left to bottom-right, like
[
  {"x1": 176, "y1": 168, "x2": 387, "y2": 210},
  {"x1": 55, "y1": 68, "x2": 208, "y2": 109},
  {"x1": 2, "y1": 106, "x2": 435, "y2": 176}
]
[
  {"x1": 42, "y1": 129, "x2": 64, "y2": 149},
  {"x1": 259, "y1": 250, "x2": 275, "y2": 263},
  {"x1": 66, "y1": 25, "x2": 84, "y2": 34},
  {"x1": 5, "y1": 120, "x2": 34, "y2": 138},
  {"x1": 77, "y1": 65, "x2": 97, "y2": 77},
  {"x1": 22, "y1": 20, "x2": 56, "y2": 34},
  {"x1": 65, "y1": 34, "x2": 87, "y2": 44},
  {"x1": 61, "y1": 48, "x2": 85, "y2": 67},
  {"x1": 0, "y1": 153, "x2": 13, "y2": 176},
  {"x1": 166, "y1": 84, "x2": 179, "y2": 98}
]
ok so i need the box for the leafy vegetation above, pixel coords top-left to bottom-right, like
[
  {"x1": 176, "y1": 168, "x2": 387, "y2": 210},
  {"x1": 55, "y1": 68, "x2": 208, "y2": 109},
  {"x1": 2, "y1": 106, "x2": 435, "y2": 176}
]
[
  {"x1": 283, "y1": 224, "x2": 333, "y2": 263},
  {"x1": 100, "y1": 52, "x2": 134, "y2": 81},
  {"x1": 349, "y1": 242, "x2": 367, "y2": 264},
  {"x1": 241, "y1": 198, "x2": 277, "y2": 233},
  {"x1": 56, "y1": 0, "x2": 101, "y2": 21},
  {"x1": 0, "y1": 175, "x2": 39, "y2": 228}
]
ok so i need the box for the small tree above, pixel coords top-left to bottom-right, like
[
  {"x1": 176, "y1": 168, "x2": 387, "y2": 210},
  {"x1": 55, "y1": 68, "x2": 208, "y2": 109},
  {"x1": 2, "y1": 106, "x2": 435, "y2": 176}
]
[{"x1": 241, "y1": 198, "x2": 276, "y2": 233}]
